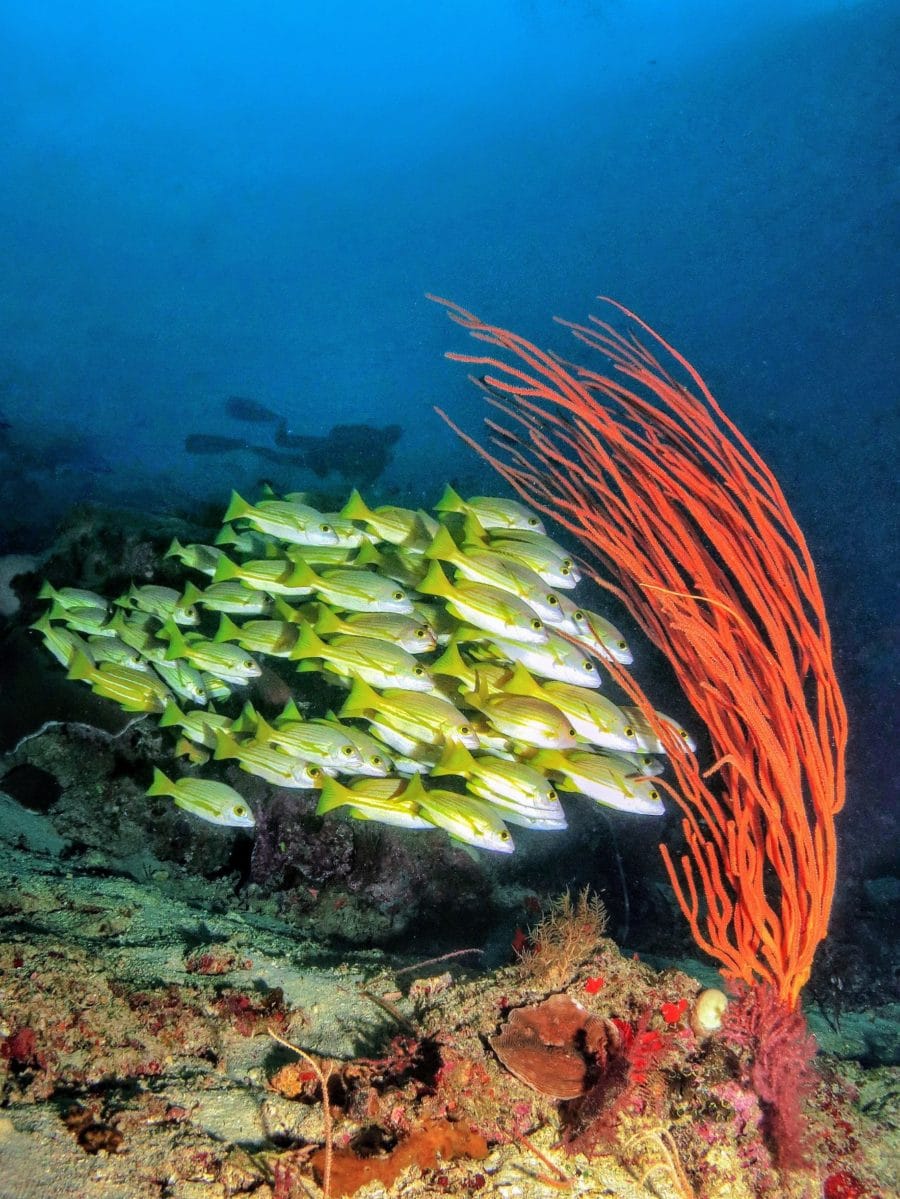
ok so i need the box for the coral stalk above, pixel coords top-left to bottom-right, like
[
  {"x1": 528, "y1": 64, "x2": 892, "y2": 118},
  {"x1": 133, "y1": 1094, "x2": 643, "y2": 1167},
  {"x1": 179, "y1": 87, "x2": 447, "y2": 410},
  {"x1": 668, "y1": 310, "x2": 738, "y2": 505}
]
[{"x1": 429, "y1": 294, "x2": 847, "y2": 1009}]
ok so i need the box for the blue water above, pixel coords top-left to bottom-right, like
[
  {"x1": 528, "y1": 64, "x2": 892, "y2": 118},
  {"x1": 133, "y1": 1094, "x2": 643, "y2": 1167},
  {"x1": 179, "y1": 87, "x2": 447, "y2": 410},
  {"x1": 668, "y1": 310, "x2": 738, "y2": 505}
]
[{"x1": 1, "y1": 2, "x2": 897, "y2": 880}]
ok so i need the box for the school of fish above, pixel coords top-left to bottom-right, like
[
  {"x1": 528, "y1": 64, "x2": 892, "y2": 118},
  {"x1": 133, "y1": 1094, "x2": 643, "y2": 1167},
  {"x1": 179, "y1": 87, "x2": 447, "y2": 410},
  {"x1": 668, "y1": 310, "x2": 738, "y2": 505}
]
[{"x1": 33, "y1": 485, "x2": 696, "y2": 854}]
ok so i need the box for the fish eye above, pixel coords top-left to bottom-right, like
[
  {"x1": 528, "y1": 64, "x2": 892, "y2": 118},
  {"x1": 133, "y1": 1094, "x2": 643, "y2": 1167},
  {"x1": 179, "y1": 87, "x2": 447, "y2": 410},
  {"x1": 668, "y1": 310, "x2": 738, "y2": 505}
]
[
  {"x1": 341, "y1": 745, "x2": 354, "y2": 756},
  {"x1": 527, "y1": 517, "x2": 539, "y2": 527},
  {"x1": 309, "y1": 765, "x2": 322, "y2": 778},
  {"x1": 561, "y1": 565, "x2": 571, "y2": 576},
  {"x1": 547, "y1": 595, "x2": 559, "y2": 606},
  {"x1": 413, "y1": 666, "x2": 425, "y2": 676},
  {"x1": 460, "y1": 725, "x2": 471, "y2": 736},
  {"x1": 530, "y1": 619, "x2": 543, "y2": 631},
  {"x1": 372, "y1": 756, "x2": 384, "y2": 767},
  {"x1": 649, "y1": 789, "x2": 659, "y2": 800},
  {"x1": 244, "y1": 659, "x2": 255, "y2": 669},
  {"x1": 568, "y1": 727, "x2": 577, "y2": 738},
  {"x1": 392, "y1": 590, "x2": 405, "y2": 601},
  {"x1": 234, "y1": 805, "x2": 246, "y2": 817},
  {"x1": 321, "y1": 524, "x2": 333, "y2": 533},
  {"x1": 562, "y1": 558, "x2": 573, "y2": 569},
  {"x1": 583, "y1": 661, "x2": 594, "y2": 671},
  {"x1": 679, "y1": 728, "x2": 690, "y2": 739},
  {"x1": 624, "y1": 726, "x2": 636, "y2": 738},
  {"x1": 547, "y1": 788, "x2": 557, "y2": 801},
  {"x1": 415, "y1": 628, "x2": 426, "y2": 637},
  {"x1": 618, "y1": 640, "x2": 627, "y2": 650},
  {"x1": 500, "y1": 829, "x2": 511, "y2": 839}
]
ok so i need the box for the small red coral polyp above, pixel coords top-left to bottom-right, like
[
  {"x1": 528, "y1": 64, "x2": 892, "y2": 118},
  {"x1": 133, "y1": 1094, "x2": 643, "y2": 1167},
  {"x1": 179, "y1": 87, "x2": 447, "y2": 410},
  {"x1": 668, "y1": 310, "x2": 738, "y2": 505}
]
[
  {"x1": 660, "y1": 998, "x2": 688, "y2": 1025},
  {"x1": 1, "y1": 1027, "x2": 38, "y2": 1067},
  {"x1": 584, "y1": 976, "x2": 605, "y2": 995},
  {"x1": 823, "y1": 1171, "x2": 867, "y2": 1199}
]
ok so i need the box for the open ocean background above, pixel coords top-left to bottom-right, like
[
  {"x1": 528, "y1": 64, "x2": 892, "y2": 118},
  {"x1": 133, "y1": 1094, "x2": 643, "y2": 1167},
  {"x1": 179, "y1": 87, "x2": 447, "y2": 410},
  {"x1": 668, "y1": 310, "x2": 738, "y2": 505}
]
[{"x1": 1, "y1": 0, "x2": 897, "y2": 892}]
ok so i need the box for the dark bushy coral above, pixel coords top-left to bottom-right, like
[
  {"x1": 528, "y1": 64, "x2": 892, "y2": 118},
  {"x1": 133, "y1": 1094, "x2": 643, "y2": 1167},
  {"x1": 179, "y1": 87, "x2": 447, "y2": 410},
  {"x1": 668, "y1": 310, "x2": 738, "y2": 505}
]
[{"x1": 722, "y1": 983, "x2": 818, "y2": 1169}]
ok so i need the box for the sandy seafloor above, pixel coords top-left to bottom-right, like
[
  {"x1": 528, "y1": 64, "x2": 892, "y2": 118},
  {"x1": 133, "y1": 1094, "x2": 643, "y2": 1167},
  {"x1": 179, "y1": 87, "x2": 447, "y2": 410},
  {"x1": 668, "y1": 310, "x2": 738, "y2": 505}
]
[{"x1": 0, "y1": 785, "x2": 897, "y2": 1199}]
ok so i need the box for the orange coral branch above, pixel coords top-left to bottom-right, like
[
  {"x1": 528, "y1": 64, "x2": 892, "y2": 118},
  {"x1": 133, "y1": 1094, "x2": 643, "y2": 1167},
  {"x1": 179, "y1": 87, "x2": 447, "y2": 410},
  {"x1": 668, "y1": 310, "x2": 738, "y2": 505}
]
[{"x1": 429, "y1": 294, "x2": 847, "y2": 1008}]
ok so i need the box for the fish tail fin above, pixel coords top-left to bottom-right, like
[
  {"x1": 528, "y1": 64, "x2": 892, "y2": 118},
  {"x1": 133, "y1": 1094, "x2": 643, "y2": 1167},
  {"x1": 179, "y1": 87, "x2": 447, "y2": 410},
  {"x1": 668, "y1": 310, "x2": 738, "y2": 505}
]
[
  {"x1": 418, "y1": 560, "x2": 452, "y2": 600},
  {"x1": 286, "y1": 559, "x2": 317, "y2": 589},
  {"x1": 213, "y1": 613, "x2": 242, "y2": 643},
  {"x1": 290, "y1": 621, "x2": 325, "y2": 660},
  {"x1": 315, "y1": 777, "x2": 354, "y2": 816},
  {"x1": 313, "y1": 605, "x2": 343, "y2": 636},
  {"x1": 504, "y1": 662, "x2": 543, "y2": 697},
  {"x1": 159, "y1": 620, "x2": 188, "y2": 660},
  {"x1": 461, "y1": 513, "x2": 488, "y2": 546},
  {"x1": 212, "y1": 555, "x2": 241, "y2": 584},
  {"x1": 338, "y1": 675, "x2": 381, "y2": 719},
  {"x1": 230, "y1": 701, "x2": 259, "y2": 735},
  {"x1": 432, "y1": 741, "x2": 476, "y2": 778},
  {"x1": 37, "y1": 580, "x2": 59, "y2": 602},
  {"x1": 354, "y1": 541, "x2": 382, "y2": 567},
  {"x1": 146, "y1": 767, "x2": 174, "y2": 798},
  {"x1": 213, "y1": 729, "x2": 240, "y2": 760},
  {"x1": 434, "y1": 483, "x2": 466, "y2": 514},
  {"x1": 223, "y1": 491, "x2": 252, "y2": 524},
  {"x1": 277, "y1": 697, "x2": 305, "y2": 723},
  {"x1": 424, "y1": 524, "x2": 461, "y2": 564},
  {"x1": 214, "y1": 523, "x2": 239, "y2": 547},
  {"x1": 158, "y1": 699, "x2": 186, "y2": 728},
  {"x1": 66, "y1": 649, "x2": 95, "y2": 682},
  {"x1": 400, "y1": 773, "x2": 427, "y2": 805},
  {"x1": 530, "y1": 748, "x2": 565, "y2": 772},
  {"x1": 181, "y1": 580, "x2": 203, "y2": 603},
  {"x1": 339, "y1": 488, "x2": 375, "y2": 523},
  {"x1": 164, "y1": 537, "x2": 184, "y2": 560},
  {"x1": 174, "y1": 736, "x2": 206, "y2": 762},
  {"x1": 271, "y1": 595, "x2": 302, "y2": 623},
  {"x1": 431, "y1": 640, "x2": 474, "y2": 687},
  {"x1": 252, "y1": 713, "x2": 279, "y2": 744}
]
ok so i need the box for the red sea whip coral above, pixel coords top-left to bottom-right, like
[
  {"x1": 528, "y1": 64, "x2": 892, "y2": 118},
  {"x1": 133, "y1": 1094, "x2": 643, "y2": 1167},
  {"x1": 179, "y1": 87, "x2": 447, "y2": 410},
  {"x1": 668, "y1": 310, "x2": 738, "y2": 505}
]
[
  {"x1": 429, "y1": 293, "x2": 846, "y2": 1009},
  {"x1": 431, "y1": 294, "x2": 848, "y2": 1169}
]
